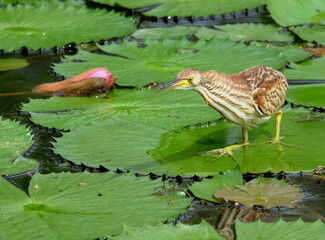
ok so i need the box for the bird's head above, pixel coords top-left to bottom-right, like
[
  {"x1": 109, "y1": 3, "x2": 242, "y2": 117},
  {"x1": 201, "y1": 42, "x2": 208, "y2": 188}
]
[{"x1": 156, "y1": 68, "x2": 202, "y2": 92}]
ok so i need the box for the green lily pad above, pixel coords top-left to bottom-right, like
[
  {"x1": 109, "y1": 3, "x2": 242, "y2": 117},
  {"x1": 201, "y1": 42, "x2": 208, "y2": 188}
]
[
  {"x1": 132, "y1": 26, "x2": 199, "y2": 40},
  {"x1": 132, "y1": 24, "x2": 294, "y2": 42},
  {"x1": 283, "y1": 56, "x2": 325, "y2": 80},
  {"x1": 0, "y1": 119, "x2": 38, "y2": 175},
  {"x1": 109, "y1": 220, "x2": 224, "y2": 240},
  {"x1": 0, "y1": 58, "x2": 28, "y2": 71},
  {"x1": 292, "y1": 24, "x2": 325, "y2": 46},
  {"x1": 236, "y1": 219, "x2": 325, "y2": 239},
  {"x1": 254, "y1": 43, "x2": 312, "y2": 63},
  {"x1": 286, "y1": 83, "x2": 325, "y2": 108},
  {"x1": 0, "y1": 0, "x2": 84, "y2": 5},
  {"x1": 22, "y1": 88, "x2": 219, "y2": 130},
  {"x1": 0, "y1": 1, "x2": 135, "y2": 51},
  {"x1": 0, "y1": 171, "x2": 191, "y2": 239},
  {"x1": 53, "y1": 38, "x2": 286, "y2": 87},
  {"x1": 214, "y1": 182, "x2": 305, "y2": 208},
  {"x1": 189, "y1": 168, "x2": 243, "y2": 202},
  {"x1": 150, "y1": 106, "x2": 325, "y2": 174},
  {"x1": 248, "y1": 176, "x2": 287, "y2": 185},
  {"x1": 200, "y1": 24, "x2": 294, "y2": 42},
  {"x1": 267, "y1": 0, "x2": 325, "y2": 26},
  {"x1": 53, "y1": 117, "x2": 175, "y2": 175},
  {"x1": 311, "y1": 12, "x2": 325, "y2": 25},
  {"x1": 91, "y1": 0, "x2": 266, "y2": 17},
  {"x1": 148, "y1": 121, "x2": 240, "y2": 176}
]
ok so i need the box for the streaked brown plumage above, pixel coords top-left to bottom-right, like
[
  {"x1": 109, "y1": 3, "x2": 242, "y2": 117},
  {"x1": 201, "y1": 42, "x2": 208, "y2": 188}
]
[{"x1": 156, "y1": 65, "x2": 288, "y2": 158}]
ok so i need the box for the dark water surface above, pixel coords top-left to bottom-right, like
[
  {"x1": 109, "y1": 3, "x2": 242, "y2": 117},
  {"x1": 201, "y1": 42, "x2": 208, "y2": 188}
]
[{"x1": 0, "y1": 53, "x2": 61, "y2": 114}]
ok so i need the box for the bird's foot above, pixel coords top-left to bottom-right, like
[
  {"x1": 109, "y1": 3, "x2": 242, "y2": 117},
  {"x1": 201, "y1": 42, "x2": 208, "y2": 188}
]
[
  {"x1": 206, "y1": 142, "x2": 248, "y2": 161},
  {"x1": 265, "y1": 137, "x2": 293, "y2": 147}
]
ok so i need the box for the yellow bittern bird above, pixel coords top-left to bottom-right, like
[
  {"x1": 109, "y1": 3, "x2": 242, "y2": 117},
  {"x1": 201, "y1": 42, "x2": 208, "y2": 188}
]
[{"x1": 156, "y1": 65, "x2": 288, "y2": 158}]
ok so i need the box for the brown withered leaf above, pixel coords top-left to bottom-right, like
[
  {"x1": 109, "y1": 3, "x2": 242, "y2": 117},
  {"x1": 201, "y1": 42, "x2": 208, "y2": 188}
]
[
  {"x1": 214, "y1": 182, "x2": 306, "y2": 209},
  {"x1": 304, "y1": 48, "x2": 325, "y2": 55}
]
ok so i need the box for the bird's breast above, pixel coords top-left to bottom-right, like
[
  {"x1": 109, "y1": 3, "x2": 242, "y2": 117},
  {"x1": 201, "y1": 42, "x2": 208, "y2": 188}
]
[{"x1": 196, "y1": 86, "x2": 254, "y2": 127}]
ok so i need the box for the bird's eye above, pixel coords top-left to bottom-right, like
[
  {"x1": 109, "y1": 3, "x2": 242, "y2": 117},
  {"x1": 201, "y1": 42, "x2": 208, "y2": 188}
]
[{"x1": 187, "y1": 77, "x2": 193, "y2": 83}]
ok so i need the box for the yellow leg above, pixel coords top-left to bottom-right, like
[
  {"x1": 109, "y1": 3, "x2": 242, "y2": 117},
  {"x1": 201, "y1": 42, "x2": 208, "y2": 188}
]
[
  {"x1": 206, "y1": 127, "x2": 248, "y2": 160},
  {"x1": 267, "y1": 110, "x2": 292, "y2": 147}
]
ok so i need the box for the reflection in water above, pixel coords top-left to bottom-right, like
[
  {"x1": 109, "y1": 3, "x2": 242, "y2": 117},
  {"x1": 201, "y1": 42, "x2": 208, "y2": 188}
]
[
  {"x1": 183, "y1": 202, "x2": 271, "y2": 240},
  {"x1": 216, "y1": 206, "x2": 270, "y2": 240}
]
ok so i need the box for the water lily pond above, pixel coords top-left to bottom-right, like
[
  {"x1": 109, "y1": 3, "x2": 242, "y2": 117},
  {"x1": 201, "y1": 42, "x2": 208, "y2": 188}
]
[{"x1": 0, "y1": 0, "x2": 325, "y2": 239}]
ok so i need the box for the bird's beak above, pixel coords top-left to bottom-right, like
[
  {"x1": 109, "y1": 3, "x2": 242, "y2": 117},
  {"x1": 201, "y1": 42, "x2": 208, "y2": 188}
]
[{"x1": 155, "y1": 78, "x2": 187, "y2": 92}]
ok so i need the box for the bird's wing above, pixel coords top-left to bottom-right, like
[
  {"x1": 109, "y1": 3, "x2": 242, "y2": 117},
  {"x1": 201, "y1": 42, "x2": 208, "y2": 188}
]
[{"x1": 239, "y1": 66, "x2": 288, "y2": 115}]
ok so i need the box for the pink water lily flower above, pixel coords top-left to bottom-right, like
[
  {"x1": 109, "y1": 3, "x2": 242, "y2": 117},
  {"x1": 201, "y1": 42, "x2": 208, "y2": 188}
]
[{"x1": 32, "y1": 68, "x2": 118, "y2": 96}]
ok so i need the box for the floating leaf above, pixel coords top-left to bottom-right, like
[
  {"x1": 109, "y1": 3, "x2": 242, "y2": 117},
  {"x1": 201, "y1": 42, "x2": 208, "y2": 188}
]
[
  {"x1": 148, "y1": 121, "x2": 239, "y2": 177},
  {"x1": 53, "y1": 117, "x2": 174, "y2": 175},
  {"x1": 304, "y1": 47, "x2": 325, "y2": 55},
  {"x1": 91, "y1": 0, "x2": 267, "y2": 17},
  {"x1": 236, "y1": 219, "x2": 325, "y2": 240},
  {"x1": 150, "y1": 106, "x2": 325, "y2": 174},
  {"x1": 214, "y1": 182, "x2": 305, "y2": 208},
  {"x1": 263, "y1": 45, "x2": 312, "y2": 63},
  {"x1": 109, "y1": 220, "x2": 224, "y2": 240},
  {"x1": 54, "y1": 38, "x2": 286, "y2": 87},
  {"x1": 200, "y1": 24, "x2": 294, "y2": 42},
  {"x1": 248, "y1": 176, "x2": 287, "y2": 186},
  {"x1": 0, "y1": 1, "x2": 135, "y2": 51},
  {"x1": 22, "y1": 88, "x2": 219, "y2": 130},
  {"x1": 286, "y1": 83, "x2": 325, "y2": 108},
  {"x1": 189, "y1": 168, "x2": 243, "y2": 202},
  {"x1": 267, "y1": 0, "x2": 325, "y2": 26},
  {"x1": 0, "y1": 119, "x2": 38, "y2": 175},
  {"x1": 311, "y1": 12, "x2": 325, "y2": 25},
  {"x1": 132, "y1": 26, "x2": 199, "y2": 40},
  {"x1": 292, "y1": 24, "x2": 325, "y2": 46},
  {"x1": 0, "y1": 58, "x2": 28, "y2": 71},
  {"x1": 0, "y1": 0, "x2": 85, "y2": 5},
  {"x1": 0, "y1": 172, "x2": 191, "y2": 239},
  {"x1": 132, "y1": 24, "x2": 294, "y2": 42},
  {"x1": 283, "y1": 56, "x2": 325, "y2": 80}
]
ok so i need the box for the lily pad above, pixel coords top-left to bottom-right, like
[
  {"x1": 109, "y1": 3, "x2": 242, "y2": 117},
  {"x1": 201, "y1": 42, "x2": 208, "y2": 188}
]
[
  {"x1": 199, "y1": 24, "x2": 294, "y2": 42},
  {"x1": 0, "y1": 119, "x2": 38, "y2": 175},
  {"x1": 0, "y1": 1, "x2": 135, "y2": 51},
  {"x1": 189, "y1": 168, "x2": 243, "y2": 202},
  {"x1": 22, "y1": 88, "x2": 219, "y2": 130},
  {"x1": 53, "y1": 38, "x2": 286, "y2": 87},
  {"x1": 132, "y1": 24, "x2": 294, "y2": 42},
  {"x1": 214, "y1": 182, "x2": 305, "y2": 208},
  {"x1": 286, "y1": 83, "x2": 325, "y2": 108},
  {"x1": 236, "y1": 219, "x2": 325, "y2": 239},
  {"x1": 267, "y1": 0, "x2": 325, "y2": 26},
  {"x1": 91, "y1": 0, "x2": 267, "y2": 17},
  {"x1": 292, "y1": 24, "x2": 325, "y2": 46},
  {"x1": 150, "y1": 106, "x2": 325, "y2": 174},
  {"x1": 0, "y1": 0, "x2": 85, "y2": 4},
  {"x1": 248, "y1": 176, "x2": 287, "y2": 185},
  {"x1": 109, "y1": 220, "x2": 224, "y2": 240},
  {"x1": 53, "y1": 117, "x2": 175, "y2": 175},
  {"x1": 283, "y1": 56, "x2": 325, "y2": 80},
  {"x1": 0, "y1": 58, "x2": 28, "y2": 71},
  {"x1": 255, "y1": 43, "x2": 312, "y2": 63},
  {"x1": 0, "y1": 171, "x2": 191, "y2": 239},
  {"x1": 132, "y1": 26, "x2": 199, "y2": 40},
  {"x1": 311, "y1": 12, "x2": 325, "y2": 25}
]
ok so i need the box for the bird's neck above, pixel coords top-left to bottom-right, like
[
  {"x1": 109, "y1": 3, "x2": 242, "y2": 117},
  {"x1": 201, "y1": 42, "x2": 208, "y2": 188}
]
[{"x1": 194, "y1": 72, "x2": 253, "y2": 126}]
